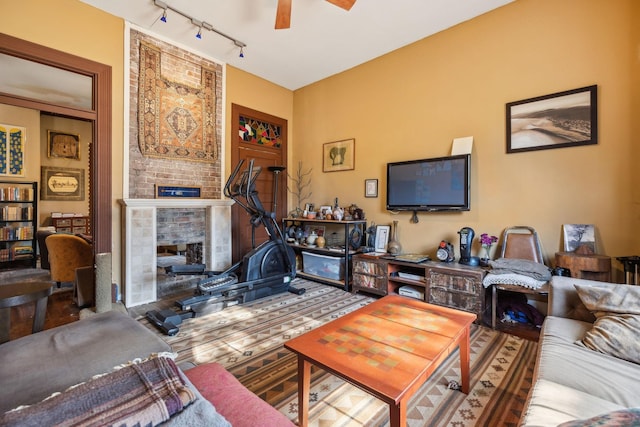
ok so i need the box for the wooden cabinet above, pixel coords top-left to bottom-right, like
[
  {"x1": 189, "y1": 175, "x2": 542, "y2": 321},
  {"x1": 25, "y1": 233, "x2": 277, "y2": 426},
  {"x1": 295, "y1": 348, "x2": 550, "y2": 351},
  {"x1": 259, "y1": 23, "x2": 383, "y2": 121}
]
[
  {"x1": 555, "y1": 251, "x2": 611, "y2": 282},
  {"x1": 427, "y1": 265, "x2": 485, "y2": 317},
  {"x1": 0, "y1": 181, "x2": 37, "y2": 269},
  {"x1": 51, "y1": 216, "x2": 90, "y2": 235},
  {"x1": 386, "y1": 260, "x2": 486, "y2": 324},
  {"x1": 352, "y1": 255, "x2": 388, "y2": 296},
  {"x1": 283, "y1": 218, "x2": 366, "y2": 291}
]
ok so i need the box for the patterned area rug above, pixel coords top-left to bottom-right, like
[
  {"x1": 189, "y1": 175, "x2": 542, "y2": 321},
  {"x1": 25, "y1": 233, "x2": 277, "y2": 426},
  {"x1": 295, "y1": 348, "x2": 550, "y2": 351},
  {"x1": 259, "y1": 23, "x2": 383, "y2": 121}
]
[{"x1": 138, "y1": 279, "x2": 537, "y2": 426}]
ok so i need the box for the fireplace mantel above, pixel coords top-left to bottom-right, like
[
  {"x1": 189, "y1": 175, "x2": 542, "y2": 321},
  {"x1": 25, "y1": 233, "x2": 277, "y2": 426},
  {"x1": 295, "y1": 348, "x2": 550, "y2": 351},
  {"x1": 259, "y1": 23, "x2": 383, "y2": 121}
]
[{"x1": 119, "y1": 198, "x2": 234, "y2": 306}]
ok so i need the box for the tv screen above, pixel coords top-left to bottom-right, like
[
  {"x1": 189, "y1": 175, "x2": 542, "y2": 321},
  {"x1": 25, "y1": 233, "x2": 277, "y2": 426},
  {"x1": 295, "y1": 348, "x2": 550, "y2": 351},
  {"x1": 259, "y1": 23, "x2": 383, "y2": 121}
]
[{"x1": 386, "y1": 154, "x2": 470, "y2": 211}]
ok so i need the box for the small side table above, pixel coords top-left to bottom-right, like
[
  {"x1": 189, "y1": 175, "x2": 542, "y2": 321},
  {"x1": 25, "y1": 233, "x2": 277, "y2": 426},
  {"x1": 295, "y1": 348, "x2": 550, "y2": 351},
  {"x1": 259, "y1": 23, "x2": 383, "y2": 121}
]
[
  {"x1": 0, "y1": 281, "x2": 53, "y2": 343},
  {"x1": 616, "y1": 256, "x2": 640, "y2": 285},
  {"x1": 555, "y1": 252, "x2": 612, "y2": 282}
]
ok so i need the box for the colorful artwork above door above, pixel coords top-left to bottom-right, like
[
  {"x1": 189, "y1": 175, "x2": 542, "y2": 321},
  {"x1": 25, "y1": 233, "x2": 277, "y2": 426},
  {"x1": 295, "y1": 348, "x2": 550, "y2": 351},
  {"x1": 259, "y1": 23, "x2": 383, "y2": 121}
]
[{"x1": 239, "y1": 115, "x2": 282, "y2": 148}]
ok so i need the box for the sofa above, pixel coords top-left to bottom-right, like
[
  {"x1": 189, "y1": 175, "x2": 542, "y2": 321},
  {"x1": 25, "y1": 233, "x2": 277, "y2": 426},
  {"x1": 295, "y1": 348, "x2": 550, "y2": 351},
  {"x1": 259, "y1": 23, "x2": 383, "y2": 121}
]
[
  {"x1": 0, "y1": 310, "x2": 295, "y2": 427},
  {"x1": 520, "y1": 276, "x2": 640, "y2": 426}
]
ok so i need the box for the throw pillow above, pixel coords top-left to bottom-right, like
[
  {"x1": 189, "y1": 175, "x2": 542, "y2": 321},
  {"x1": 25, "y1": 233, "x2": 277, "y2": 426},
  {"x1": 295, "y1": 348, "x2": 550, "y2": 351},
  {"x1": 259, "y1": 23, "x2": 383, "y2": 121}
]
[
  {"x1": 557, "y1": 407, "x2": 640, "y2": 427},
  {"x1": 574, "y1": 284, "x2": 640, "y2": 364}
]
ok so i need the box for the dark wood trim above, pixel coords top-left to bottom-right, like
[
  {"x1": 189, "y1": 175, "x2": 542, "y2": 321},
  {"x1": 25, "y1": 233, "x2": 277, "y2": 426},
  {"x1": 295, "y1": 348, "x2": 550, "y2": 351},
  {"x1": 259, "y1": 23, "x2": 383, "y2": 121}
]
[
  {"x1": 0, "y1": 33, "x2": 112, "y2": 255},
  {"x1": 230, "y1": 103, "x2": 288, "y2": 263}
]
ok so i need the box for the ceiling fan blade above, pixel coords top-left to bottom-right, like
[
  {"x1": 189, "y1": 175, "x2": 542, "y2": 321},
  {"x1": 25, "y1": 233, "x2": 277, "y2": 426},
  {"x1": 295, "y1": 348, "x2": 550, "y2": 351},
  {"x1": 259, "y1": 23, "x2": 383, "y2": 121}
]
[
  {"x1": 325, "y1": 0, "x2": 356, "y2": 11},
  {"x1": 275, "y1": 0, "x2": 292, "y2": 29}
]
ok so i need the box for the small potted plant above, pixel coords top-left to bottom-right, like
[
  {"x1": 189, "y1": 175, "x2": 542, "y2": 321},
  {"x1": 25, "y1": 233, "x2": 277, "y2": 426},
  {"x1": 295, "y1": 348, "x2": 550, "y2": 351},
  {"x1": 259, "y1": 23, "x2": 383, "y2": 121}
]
[{"x1": 479, "y1": 233, "x2": 498, "y2": 267}]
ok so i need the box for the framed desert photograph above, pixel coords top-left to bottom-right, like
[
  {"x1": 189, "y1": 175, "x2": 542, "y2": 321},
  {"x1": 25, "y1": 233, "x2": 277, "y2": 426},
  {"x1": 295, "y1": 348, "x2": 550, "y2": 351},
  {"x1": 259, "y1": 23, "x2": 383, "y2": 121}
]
[
  {"x1": 506, "y1": 85, "x2": 597, "y2": 154},
  {"x1": 323, "y1": 138, "x2": 355, "y2": 172},
  {"x1": 48, "y1": 130, "x2": 80, "y2": 160},
  {"x1": 563, "y1": 224, "x2": 596, "y2": 253}
]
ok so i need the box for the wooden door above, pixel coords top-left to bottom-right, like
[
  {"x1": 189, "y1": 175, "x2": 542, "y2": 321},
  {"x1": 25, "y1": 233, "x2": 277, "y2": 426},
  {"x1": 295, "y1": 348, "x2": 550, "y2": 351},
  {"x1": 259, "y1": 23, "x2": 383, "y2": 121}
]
[{"x1": 230, "y1": 104, "x2": 288, "y2": 264}]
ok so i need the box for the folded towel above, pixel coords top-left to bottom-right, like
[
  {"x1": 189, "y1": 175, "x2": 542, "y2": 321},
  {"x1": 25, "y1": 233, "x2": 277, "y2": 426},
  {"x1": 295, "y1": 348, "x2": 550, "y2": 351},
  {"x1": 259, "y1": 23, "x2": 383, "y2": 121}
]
[{"x1": 489, "y1": 258, "x2": 551, "y2": 281}]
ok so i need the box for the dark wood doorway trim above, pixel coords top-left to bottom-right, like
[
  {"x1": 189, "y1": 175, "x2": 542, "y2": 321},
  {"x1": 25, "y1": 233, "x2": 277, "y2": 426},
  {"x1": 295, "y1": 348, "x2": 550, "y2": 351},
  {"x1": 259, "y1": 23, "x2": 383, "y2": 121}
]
[
  {"x1": 0, "y1": 33, "x2": 112, "y2": 254},
  {"x1": 230, "y1": 104, "x2": 288, "y2": 263}
]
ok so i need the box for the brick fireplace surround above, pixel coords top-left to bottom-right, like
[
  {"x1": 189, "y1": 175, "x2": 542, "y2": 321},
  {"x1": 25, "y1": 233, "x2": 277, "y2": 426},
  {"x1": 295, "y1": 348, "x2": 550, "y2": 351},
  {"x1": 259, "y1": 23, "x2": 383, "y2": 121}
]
[{"x1": 120, "y1": 198, "x2": 233, "y2": 306}]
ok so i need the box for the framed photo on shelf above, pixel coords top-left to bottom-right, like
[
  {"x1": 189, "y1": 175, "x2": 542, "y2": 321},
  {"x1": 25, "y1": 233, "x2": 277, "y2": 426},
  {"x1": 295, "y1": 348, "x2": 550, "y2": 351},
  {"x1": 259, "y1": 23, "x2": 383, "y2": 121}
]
[
  {"x1": 375, "y1": 225, "x2": 390, "y2": 252},
  {"x1": 47, "y1": 130, "x2": 80, "y2": 160},
  {"x1": 365, "y1": 179, "x2": 378, "y2": 198},
  {"x1": 323, "y1": 138, "x2": 355, "y2": 172},
  {"x1": 563, "y1": 224, "x2": 596, "y2": 253},
  {"x1": 506, "y1": 85, "x2": 597, "y2": 154},
  {"x1": 319, "y1": 205, "x2": 332, "y2": 216}
]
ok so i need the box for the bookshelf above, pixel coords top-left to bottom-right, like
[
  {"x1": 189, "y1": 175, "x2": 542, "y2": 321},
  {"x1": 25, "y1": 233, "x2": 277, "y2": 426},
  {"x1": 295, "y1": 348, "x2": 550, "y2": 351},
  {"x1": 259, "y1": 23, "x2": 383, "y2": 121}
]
[{"x1": 0, "y1": 181, "x2": 37, "y2": 269}]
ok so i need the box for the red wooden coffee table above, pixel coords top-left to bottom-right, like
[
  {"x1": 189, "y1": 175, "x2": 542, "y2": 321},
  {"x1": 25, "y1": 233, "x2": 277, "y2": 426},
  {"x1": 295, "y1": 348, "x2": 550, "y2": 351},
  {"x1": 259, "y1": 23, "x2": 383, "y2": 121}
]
[{"x1": 284, "y1": 295, "x2": 476, "y2": 427}]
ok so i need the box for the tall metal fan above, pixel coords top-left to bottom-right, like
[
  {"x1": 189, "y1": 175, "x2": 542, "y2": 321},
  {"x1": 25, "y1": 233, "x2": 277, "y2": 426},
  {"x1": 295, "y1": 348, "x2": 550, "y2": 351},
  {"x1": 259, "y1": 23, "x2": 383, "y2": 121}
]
[{"x1": 275, "y1": 0, "x2": 357, "y2": 29}]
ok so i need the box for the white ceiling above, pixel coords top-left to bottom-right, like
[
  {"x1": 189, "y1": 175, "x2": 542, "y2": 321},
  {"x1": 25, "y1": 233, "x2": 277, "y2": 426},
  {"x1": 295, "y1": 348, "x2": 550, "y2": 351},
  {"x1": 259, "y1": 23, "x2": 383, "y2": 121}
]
[{"x1": 80, "y1": 0, "x2": 515, "y2": 90}]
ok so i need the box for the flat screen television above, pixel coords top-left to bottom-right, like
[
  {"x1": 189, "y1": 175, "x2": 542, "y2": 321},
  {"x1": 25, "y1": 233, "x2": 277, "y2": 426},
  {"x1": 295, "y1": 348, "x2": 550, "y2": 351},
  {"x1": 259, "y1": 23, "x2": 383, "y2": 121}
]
[{"x1": 386, "y1": 154, "x2": 470, "y2": 212}]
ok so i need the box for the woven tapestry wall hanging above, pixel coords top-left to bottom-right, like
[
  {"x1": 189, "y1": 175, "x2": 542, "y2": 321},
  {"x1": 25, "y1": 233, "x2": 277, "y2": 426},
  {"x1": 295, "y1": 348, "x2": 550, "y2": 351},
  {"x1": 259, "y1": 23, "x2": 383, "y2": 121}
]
[{"x1": 138, "y1": 42, "x2": 217, "y2": 163}]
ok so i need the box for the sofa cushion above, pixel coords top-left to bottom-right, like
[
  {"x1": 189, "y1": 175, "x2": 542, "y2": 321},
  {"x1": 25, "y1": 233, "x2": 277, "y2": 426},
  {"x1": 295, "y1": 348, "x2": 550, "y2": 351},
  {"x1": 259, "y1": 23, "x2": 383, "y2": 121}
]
[
  {"x1": 533, "y1": 317, "x2": 640, "y2": 408},
  {"x1": 574, "y1": 284, "x2": 640, "y2": 364},
  {"x1": 557, "y1": 408, "x2": 640, "y2": 427},
  {"x1": 521, "y1": 379, "x2": 627, "y2": 426},
  {"x1": 184, "y1": 362, "x2": 295, "y2": 427},
  {"x1": 0, "y1": 310, "x2": 171, "y2": 413}
]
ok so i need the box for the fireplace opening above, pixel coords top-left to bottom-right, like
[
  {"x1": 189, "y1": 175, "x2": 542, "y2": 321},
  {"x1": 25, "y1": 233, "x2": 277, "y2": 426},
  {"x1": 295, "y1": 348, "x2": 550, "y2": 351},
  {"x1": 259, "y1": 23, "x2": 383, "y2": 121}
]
[
  {"x1": 157, "y1": 242, "x2": 204, "y2": 298},
  {"x1": 156, "y1": 207, "x2": 207, "y2": 298}
]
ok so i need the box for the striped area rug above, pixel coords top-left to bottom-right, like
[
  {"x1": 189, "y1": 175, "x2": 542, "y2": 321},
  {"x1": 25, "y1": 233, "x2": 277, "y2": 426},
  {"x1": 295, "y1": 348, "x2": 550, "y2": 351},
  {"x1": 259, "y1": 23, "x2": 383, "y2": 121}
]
[{"x1": 138, "y1": 278, "x2": 537, "y2": 426}]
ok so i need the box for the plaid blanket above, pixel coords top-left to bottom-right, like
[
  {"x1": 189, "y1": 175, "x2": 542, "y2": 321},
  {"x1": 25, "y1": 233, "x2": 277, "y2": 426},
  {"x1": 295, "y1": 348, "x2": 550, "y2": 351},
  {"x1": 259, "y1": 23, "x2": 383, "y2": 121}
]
[{"x1": 1, "y1": 354, "x2": 197, "y2": 427}]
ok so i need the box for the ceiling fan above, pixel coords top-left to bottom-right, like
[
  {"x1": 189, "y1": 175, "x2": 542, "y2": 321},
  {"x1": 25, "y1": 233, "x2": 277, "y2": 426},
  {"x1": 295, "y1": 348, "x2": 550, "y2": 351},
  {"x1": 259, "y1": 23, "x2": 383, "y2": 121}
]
[{"x1": 275, "y1": 0, "x2": 356, "y2": 29}]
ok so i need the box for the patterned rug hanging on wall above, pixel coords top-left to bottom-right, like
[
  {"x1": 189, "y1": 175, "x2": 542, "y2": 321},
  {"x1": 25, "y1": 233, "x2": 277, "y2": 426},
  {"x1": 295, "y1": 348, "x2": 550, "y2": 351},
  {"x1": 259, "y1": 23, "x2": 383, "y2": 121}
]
[{"x1": 138, "y1": 41, "x2": 217, "y2": 163}]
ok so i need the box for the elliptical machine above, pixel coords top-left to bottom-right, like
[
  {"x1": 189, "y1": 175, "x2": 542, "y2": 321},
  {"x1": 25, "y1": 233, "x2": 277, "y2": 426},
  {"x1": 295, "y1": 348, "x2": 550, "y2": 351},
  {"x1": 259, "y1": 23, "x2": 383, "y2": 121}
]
[{"x1": 146, "y1": 159, "x2": 301, "y2": 335}]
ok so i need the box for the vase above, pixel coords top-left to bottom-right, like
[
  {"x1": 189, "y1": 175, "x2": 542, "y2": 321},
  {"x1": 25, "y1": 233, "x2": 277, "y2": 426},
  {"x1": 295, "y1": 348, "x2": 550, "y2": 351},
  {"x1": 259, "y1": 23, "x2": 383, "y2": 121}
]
[
  {"x1": 479, "y1": 247, "x2": 491, "y2": 267},
  {"x1": 316, "y1": 235, "x2": 326, "y2": 248},
  {"x1": 387, "y1": 220, "x2": 402, "y2": 255}
]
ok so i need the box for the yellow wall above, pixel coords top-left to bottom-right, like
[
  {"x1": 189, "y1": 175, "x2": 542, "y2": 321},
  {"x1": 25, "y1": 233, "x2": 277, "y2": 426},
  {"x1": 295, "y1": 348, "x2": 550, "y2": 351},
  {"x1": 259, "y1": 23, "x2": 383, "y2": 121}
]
[
  {"x1": 293, "y1": 0, "x2": 638, "y2": 277},
  {"x1": 1, "y1": 0, "x2": 638, "y2": 285}
]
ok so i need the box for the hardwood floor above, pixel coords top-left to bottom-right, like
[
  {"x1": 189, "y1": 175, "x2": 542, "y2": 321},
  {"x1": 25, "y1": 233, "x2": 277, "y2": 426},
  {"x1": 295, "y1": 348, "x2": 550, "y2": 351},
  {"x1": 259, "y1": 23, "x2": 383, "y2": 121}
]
[
  {"x1": 1, "y1": 267, "x2": 79, "y2": 341},
  {"x1": 4, "y1": 267, "x2": 539, "y2": 342},
  {"x1": 8, "y1": 288, "x2": 80, "y2": 341}
]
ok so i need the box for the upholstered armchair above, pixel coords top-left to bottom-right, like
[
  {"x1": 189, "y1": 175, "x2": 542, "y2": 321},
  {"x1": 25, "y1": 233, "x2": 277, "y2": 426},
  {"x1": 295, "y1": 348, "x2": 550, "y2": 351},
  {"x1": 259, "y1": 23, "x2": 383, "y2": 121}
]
[
  {"x1": 45, "y1": 234, "x2": 94, "y2": 297},
  {"x1": 36, "y1": 229, "x2": 56, "y2": 270}
]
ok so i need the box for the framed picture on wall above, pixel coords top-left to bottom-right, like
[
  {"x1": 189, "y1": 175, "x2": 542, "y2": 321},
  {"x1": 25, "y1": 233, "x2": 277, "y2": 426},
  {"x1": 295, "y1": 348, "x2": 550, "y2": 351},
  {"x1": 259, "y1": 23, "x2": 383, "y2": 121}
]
[
  {"x1": 0, "y1": 123, "x2": 25, "y2": 176},
  {"x1": 506, "y1": 85, "x2": 597, "y2": 154},
  {"x1": 48, "y1": 130, "x2": 80, "y2": 160},
  {"x1": 41, "y1": 166, "x2": 85, "y2": 201},
  {"x1": 323, "y1": 138, "x2": 355, "y2": 172},
  {"x1": 365, "y1": 179, "x2": 378, "y2": 198}
]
